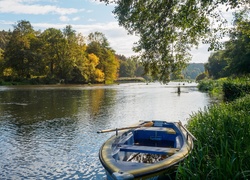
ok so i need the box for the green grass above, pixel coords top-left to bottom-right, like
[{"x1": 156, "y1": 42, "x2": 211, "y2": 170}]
[
  {"x1": 198, "y1": 77, "x2": 250, "y2": 102},
  {"x1": 197, "y1": 78, "x2": 226, "y2": 95},
  {"x1": 177, "y1": 95, "x2": 250, "y2": 179}
]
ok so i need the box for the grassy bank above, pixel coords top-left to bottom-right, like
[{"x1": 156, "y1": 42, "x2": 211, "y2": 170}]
[
  {"x1": 198, "y1": 77, "x2": 250, "y2": 101},
  {"x1": 177, "y1": 80, "x2": 250, "y2": 179},
  {"x1": 115, "y1": 77, "x2": 146, "y2": 83}
]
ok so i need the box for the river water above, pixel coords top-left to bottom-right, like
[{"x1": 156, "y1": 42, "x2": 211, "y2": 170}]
[{"x1": 0, "y1": 82, "x2": 211, "y2": 179}]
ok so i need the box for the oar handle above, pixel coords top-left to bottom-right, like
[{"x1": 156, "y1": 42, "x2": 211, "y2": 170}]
[
  {"x1": 97, "y1": 126, "x2": 139, "y2": 133},
  {"x1": 97, "y1": 121, "x2": 153, "y2": 134},
  {"x1": 178, "y1": 121, "x2": 197, "y2": 141}
]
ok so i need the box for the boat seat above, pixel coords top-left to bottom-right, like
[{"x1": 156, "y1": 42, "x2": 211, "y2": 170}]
[{"x1": 119, "y1": 145, "x2": 179, "y2": 155}]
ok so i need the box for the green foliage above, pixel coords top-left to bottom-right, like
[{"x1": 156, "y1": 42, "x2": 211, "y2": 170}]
[
  {"x1": 197, "y1": 79, "x2": 224, "y2": 93},
  {"x1": 116, "y1": 77, "x2": 145, "y2": 83},
  {"x1": 196, "y1": 72, "x2": 207, "y2": 81},
  {"x1": 0, "y1": 48, "x2": 4, "y2": 77},
  {"x1": 119, "y1": 58, "x2": 136, "y2": 77},
  {"x1": 205, "y1": 17, "x2": 250, "y2": 79},
  {"x1": 205, "y1": 51, "x2": 229, "y2": 79},
  {"x1": 177, "y1": 95, "x2": 250, "y2": 179},
  {"x1": 99, "y1": 0, "x2": 249, "y2": 83},
  {"x1": 198, "y1": 77, "x2": 250, "y2": 101},
  {"x1": 4, "y1": 20, "x2": 41, "y2": 78},
  {"x1": 224, "y1": 15, "x2": 250, "y2": 75},
  {"x1": 223, "y1": 77, "x2": 250, "y2": 101},
  {"x1": 118, "y1": 55, "x2": 146, "y2": 78},
  {"x1": 1, "y1": 21, "x2": 120, "y2": 85},
  {"x1": 87, "y1": 33, "x2": 119, "y2": 84},
  {"x1": 0, "y1": 30, "x2": 11, "y2": 50}
]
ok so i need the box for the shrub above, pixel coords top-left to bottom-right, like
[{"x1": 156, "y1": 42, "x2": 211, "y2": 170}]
[{"x1": 223, "y1": 78, "x2": 250, "y2": 101}]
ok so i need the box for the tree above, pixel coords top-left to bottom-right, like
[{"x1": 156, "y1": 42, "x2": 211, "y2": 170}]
[
  {"x1": 196, "y1": 72, "x2": 207, "y2": 81},
  {"x1": 87, "y1": 32, "x2": 119, "y2": 84},
  {"x1": 4, "y1": 20, "x2": 41, "y2": 78},
  {"x1": 82, "y1": 53, "x2": 104, "y2": 83},
  {"x1": 205, "y1": 51, "x2": 229, "y2": 79},
  {"x1": 101, "y1": 49, "x2": 119, "y2": 83},
  {"x1": 119, "y1": 58, "x2": 136, "y2": 77},
  {"x1": 88, "y1": 32, "x2": 110, "y2": 49},
  {"x1": 41, "y1": 26, "x2": 87, "y2": 82},
  {"x1": 99, "y1": 0, "x2": 249, "y2": 83},
  {"x1": 224, "y1": 15, "x2": 250, "y2": 75},
  {"x1": 205, "y1": 14, "x2": 250, "y2": 78},
  {"x1": 0, "y1": 30, "x2": 11, "y2": 50},
  {"x1": 40, "y1": 28, "x2": 65, "y2": 77},
  {"x1": 0, "y1": 30, "x2": 10, "y2": 77},
  {"x1": 57, "y1": 25, "x2": 81, "y2": 81},
  {"x1": 0, "y1": 48, "x2": 4, "y2": 77}
]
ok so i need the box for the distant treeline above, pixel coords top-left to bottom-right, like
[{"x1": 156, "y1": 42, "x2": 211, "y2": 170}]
[
  {"x1": 119, "y1": 55, "x2": 205, "y2": 81},
  {"x1": 182, "y1": 63, "x2": 205, "y2": 80},
  {"x1": 0, "y1": 20, "x2": 207, "y2": 85}
]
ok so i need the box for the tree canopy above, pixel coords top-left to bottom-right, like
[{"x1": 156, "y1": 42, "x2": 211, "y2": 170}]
[
  {"x1": 2, "y1": 20, "x2": 119, "y2": 84},
  {"x1": 205, "y1": 13, "x2": 250, "y2": 79},
  {"x1": 99, "y1": 0, "x2": 249, "y2": 82}
]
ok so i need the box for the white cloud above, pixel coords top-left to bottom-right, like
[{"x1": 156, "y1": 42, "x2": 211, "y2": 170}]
[
  {"x1": 0, "y1": 20, "x2": 13, "y2": 26},
  {"x1": 88, "y1": 0, "x2": 116, "y2": 6},
  {"x1": 88, "y1": 0, "x2": 106, "y2": 5},
  {"x1": 86, "y1": 10, "x2": 93, "y2": 13},
  {"x1": 87, "y1": 18, "x2": 96, "y2": 22},
  {"x1": 72, "y1": 17, "x2": 80, "y2": 21},
  {"x1": 59, "y1": 15, "x2": 70, "y2": 22},
  {"x1": 31, "y1": 22, "x2": 65, "y2": 29},
  {"x1": 0, "y1": 0, "x2": 80, "y2": 15},
  {"x1": 191, "y1": 44, "x2": 212, "y2": 63},
  {"x1": 59, "y1": 16, "x2": 81, "y2": 22}
]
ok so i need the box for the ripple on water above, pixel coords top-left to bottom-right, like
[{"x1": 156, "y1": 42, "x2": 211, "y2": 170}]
[
  {"x1": 0, "y1": 115, "x2": 106, "y2": 179},
  {"x1": 0, "y1": 83, "x2": 211, "y2": 179}
]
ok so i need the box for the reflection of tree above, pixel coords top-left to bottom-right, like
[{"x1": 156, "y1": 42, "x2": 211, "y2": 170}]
[
  {"x1": 88, "y1": 88, "x2": 104, "y2": 117},
  {"x1": 0, "y1": 90, "x2": 80, "y2": 125},
  {"x1": 0, "y1": 86, "x2": 118, "y2": 127},
  {"x1": 84, "y1": 87, "x2": 117, "y2": 118}
]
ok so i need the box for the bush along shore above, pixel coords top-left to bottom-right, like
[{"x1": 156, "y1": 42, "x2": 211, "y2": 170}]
[{"x1": 177, "y1": 78, "x2": 250, "y2": 179}]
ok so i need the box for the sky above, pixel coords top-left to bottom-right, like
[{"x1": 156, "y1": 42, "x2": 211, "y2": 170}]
[{"x1": 0, "y1": 0, "x2": 234, "y2": 63}]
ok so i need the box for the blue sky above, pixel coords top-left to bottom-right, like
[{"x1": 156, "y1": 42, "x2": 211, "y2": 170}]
[
  {"x1": 0, "y1": 0, "x2": 234, "y2": 63},
  {"x1": 0, "y1": 0, "x2": 140, "y2": 57}
]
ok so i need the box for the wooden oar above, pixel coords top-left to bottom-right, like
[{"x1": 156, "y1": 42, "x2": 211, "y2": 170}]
[
  {"x1": 178, "y1": 121, "x2": 197, "y2": 141},
  {"x1": 97, "y1": 121, "x2": 153, "y2": 134}
]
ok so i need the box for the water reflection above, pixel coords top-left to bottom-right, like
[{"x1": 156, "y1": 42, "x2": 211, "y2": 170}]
[
  {"x1": 0, "y1": 83, "x2": 211, "y2": 179},
  {"x1": 0, "y1": 86, "x2": 117, "y2": 125}
]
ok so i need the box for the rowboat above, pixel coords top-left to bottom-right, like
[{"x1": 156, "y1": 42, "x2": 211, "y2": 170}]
[{"x1": 98, "y1": 120, "x2": 196, "y2": 180}]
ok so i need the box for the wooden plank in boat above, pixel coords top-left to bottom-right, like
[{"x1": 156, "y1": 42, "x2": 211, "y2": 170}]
[
  {"x1": 119, "y1": 145, "x2": 179, "y2": 155},
  {"x1": 138, "y1": 127, "x2": 176, "y2": 134}
]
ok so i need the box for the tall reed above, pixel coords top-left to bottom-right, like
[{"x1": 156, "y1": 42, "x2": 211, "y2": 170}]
[{"x1": 177, "y1": 95, "x2": 250, "y2": 179}]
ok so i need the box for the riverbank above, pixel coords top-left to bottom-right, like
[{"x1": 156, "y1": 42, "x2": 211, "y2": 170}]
[
  {"x1": 0, "y1": 76, "x2": 147, "y2": 86},
  {"x1": 115, "y1": 77, "x2": 146, "y2": 83},
  {"x1": 0, "y1": 76, "x2": 61, "y2": 85},
  {"x1": 177, "y1": 78, "x2": 250, "y2": 179}
]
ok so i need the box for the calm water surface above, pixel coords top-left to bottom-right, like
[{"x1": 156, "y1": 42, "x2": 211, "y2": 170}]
[{"x1": 0, "y1": 82, "x2": 211, "y2": 179}]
